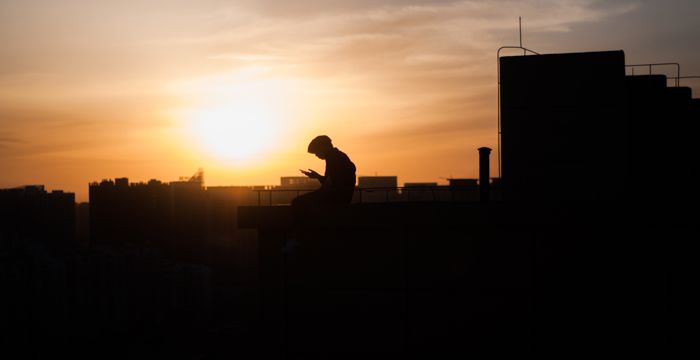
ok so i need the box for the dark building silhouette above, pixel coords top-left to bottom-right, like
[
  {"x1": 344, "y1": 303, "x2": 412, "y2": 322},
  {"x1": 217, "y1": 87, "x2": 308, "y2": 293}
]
[
  {"x1": 500, "y1": 51, "x2": 627, "y2": 217},
  {"x1": 75, "y1": 202, "x2": 90, "y2": 247},
  {"x1": 280, "y1": 176, "x2": 320, "y2": 189},
  {"x1": 403, "y1": 182, "x2": 441, "y2": 201},
  {"x1": 1, "y1": 185, "x2": 76, "y2": 355},
  {"x1": 73, "y1": 175, "x2": 264, "y2": 357},
  {"x1": 252, "y1": 174, "x2": 496, "y2": 205},
  {"x1": 403, "y1": 182, "x2": 438, "y2": 187},
  {"x1": 89, "y1": 178, "x2": 172, "y2": 251},
  {"x1": 447, "y1": 178, "x2": 479, "y2": 201},
  {"x1": 357, "y1": 175, "x2": 398, "y2": 188},
  {"x1": 89, "y1": 173, "x2": 263, "y2": 264},
  {"x1": 0, "y1": 185, "x2": 76, "y2": 252},
  {"x1": 500, "y1": 50, "x2": 697, "y2": 221},
  {"x1": 357, "y1": 175, "x2": 399, "y2": 202},
  {"x1": 204, "y1": 185, "x2": 260, "y2": 286},
  {"x1": 270, "y1": 176, "x2": 320, "y2": 205}
]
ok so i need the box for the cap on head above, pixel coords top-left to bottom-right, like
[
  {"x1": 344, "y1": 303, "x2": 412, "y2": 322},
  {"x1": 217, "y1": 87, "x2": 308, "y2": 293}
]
[{"x1": 307, "y1": 135, "x2": 333, "y2": 154}]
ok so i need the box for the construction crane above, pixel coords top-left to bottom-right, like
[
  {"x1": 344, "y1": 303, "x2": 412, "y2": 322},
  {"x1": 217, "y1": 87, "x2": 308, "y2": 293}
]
[{"x1": 179, "y1": 168, "x2": 204, "y2": 185}]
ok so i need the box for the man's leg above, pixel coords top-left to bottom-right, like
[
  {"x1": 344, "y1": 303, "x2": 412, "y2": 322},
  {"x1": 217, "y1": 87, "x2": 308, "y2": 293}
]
[{"x1": 291, "y1": 190, "x2": 325, "y2": 208}]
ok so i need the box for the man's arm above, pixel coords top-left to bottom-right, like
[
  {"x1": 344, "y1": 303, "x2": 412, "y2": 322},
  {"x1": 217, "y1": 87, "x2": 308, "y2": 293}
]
[{"x1": 300, "y1": 169, "x2": 326, "y2": 183}]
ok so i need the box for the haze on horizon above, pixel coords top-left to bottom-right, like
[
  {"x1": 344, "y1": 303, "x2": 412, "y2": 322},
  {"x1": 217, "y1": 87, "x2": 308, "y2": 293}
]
[{"x1": 2, "y1": 0, "x2": 699, "y2": 201}]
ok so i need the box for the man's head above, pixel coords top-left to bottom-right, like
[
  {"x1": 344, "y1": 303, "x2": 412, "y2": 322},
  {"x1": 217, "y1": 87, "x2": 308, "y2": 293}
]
[{"x1": 308, "y1": 135, "x2": 333, "y2": 159}]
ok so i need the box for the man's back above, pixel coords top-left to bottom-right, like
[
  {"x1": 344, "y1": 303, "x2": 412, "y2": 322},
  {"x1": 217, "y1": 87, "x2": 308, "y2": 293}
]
[{"x1": 323, "y1": 147, "x2": 356, "y2": 204}]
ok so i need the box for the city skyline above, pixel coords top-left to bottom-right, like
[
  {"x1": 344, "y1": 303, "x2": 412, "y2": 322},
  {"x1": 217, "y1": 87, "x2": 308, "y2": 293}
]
[
  {"x1": 2, "y1": 29, "x2": 691, "y2": 357},
  {"x1": 2, "y1": 0, "x2": 700, "y2": 202}
]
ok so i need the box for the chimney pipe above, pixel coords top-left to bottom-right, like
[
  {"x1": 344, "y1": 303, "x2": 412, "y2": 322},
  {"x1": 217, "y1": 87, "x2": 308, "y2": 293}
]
[{"x1": 478, "y1": 147, "x2": 492, "y2": 203}]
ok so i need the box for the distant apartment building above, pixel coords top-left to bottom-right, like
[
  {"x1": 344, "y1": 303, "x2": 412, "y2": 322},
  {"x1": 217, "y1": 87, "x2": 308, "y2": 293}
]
[
  {"x1": 0, "y1": 185, "x2": 76, "y2": 251},
  {"x1": 280, "y1": 176, "x2": 321, "y2": 189},
  {"x1": 357, "y1": 176, "x2": 398, "y2": 202},
  {"x1": 358, "y1": 176, "x2": 397, "y2": 188},
  {"x1": 89, "y1": 178, "x2": 173, "y2": 251},
  {"x1": 403, "y1": 182, "x2": 438, "y2": 187},
  {"x1": 88, "y1": 175, "x2": 265, "y2": 270},
  {"x1": 403, "y1": 182, "x2": 442, "y2": 201},
  {"x1": 265, "y1": 176, "x2": 321, "y2": 205}
]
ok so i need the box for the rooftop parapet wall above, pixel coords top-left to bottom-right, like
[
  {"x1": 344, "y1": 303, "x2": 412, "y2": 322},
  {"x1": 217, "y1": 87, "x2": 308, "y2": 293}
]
[
  {"x1": 237, "y1": 200, "x2": 628, "y2": 231},
  {"x1": 239, "y1": 202, "x2": 514, "y2": 230}
]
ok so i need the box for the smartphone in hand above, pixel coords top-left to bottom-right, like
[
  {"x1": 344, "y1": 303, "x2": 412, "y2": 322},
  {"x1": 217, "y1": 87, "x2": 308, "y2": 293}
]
[{"x1": 301, "y1": 169, "x2": 319, "y2": 178}]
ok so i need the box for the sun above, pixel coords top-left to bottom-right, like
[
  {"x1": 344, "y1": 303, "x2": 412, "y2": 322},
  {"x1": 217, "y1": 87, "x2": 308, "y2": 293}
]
[
  {"x1": 181, "y1": 74, "x2": 294, "y2": 163},
  {"x1": 188, "y1": 98, "x2": 282, "y2": 162}
]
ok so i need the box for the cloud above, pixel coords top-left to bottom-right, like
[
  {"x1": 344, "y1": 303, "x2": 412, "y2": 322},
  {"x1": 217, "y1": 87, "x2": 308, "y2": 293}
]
[
  {"x1": 207, "y1": 53, "x2": 282, "y2": 62},
  {"x1": 139, "y1": 0, "x2": 640, "y2": 152},
  {"x1": 187, "y1": 1, "x2": 641, "y2": 80},
  {"x1": 0, "y1": 133, "x2": 23, "y2": 149},
  {"x1": 230, "y1": 0, "x2": 460, "y2": 17}
]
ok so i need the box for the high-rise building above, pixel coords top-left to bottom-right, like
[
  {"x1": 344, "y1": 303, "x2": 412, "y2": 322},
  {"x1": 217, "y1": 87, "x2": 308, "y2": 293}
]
[{"x1": 0, "y1": 185, "x2": 75, "y2": 251}]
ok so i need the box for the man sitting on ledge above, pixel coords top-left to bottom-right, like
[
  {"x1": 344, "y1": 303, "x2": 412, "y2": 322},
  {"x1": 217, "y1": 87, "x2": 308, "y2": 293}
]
[{"x1": 293, "y1": 135, "x2": 356, "y2": 207}]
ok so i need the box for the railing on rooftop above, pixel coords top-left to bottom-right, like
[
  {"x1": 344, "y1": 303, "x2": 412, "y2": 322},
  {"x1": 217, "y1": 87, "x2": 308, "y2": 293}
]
[
  {"x1": 668, "y1": 76, "x2": 700, "y2": 88},
  {"x1": 625, "y1": 63, "x2": 681, "y2": 86},
  {"x1": 252, "y1": 186, "x2": 491, "y2": 206}
]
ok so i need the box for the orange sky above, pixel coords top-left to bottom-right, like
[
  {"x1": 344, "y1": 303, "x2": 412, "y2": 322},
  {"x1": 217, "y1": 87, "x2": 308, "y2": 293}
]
[{"x1": 2, "y1": 1, "x2": 699, "y2": 201}]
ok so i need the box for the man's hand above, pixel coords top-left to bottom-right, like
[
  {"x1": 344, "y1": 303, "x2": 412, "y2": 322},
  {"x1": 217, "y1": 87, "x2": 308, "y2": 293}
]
[{"x1": 300, "y1": 168, "x2": 322, "y2": 180}]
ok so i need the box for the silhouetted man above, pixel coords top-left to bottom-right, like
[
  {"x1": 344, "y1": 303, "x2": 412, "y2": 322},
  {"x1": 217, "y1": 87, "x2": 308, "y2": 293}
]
[{"x1": 292, "y1": 135, "x2": 356, "y2": 207}]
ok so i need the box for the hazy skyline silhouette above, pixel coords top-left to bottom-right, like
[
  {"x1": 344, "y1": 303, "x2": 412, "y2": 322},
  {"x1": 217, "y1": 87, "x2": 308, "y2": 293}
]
[{"x1": 2, "y1": 1, "x2": 700, "y2": 202}]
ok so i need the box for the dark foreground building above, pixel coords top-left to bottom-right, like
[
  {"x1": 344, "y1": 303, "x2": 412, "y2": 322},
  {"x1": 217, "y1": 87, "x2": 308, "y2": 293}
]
[
  {"x1": 0, "y1": 186, "x2": 77, "y2": 356},
  {"x1": 499, "y1": 50, "x2": 697, "y2": 220},
  {"x1": 239, "y1": 50, "x2": 694, "y2": 357},
  {"x1": 0, "y1": 185, "x2": 76, "y2": 252}
]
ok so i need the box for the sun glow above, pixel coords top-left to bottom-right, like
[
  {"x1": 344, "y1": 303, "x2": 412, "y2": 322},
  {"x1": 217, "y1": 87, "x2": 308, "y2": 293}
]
[
  {"x1": 188, "y1": 98, "x2": 283, "y2": 162},
  {"x1": 178, "y1": 70, "x2": 298, "y2": 164}
]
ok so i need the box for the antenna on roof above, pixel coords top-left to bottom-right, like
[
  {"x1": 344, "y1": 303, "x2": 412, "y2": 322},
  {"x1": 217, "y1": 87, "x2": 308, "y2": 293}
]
[
  {"x1": 519, "y1": 17, "x2": 522, "y2": 47},
  {"x1": 519, "y1": 16, "x2": 525, "y2": 55}
]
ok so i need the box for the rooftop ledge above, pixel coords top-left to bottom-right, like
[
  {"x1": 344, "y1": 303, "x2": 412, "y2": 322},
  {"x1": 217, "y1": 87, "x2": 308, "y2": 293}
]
[{"x1": 237, "y1": 202, "x2": 513, "y2": 230}]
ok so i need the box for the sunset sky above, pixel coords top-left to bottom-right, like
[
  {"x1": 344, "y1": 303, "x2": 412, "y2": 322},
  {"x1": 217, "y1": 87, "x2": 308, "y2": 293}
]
[{"x1": 2, "y1": 0, "x2": 699, "y2": 201}]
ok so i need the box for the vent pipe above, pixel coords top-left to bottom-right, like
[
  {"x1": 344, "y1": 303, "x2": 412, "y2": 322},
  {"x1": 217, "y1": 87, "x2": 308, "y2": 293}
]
[{"x1": 478, "y1": 147, "x2": 492, "y2": 203}]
